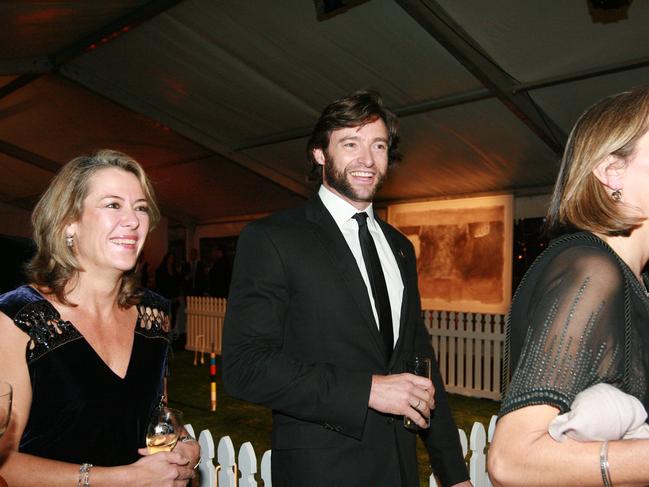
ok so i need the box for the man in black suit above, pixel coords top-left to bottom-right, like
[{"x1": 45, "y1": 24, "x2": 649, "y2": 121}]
[{"x1": 222, "y1": 91, "x2": 470, "y2": 487}]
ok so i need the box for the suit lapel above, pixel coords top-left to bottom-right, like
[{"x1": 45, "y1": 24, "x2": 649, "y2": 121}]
[{"x1": 305, "y1": 197, "x2": 387, "y2": 359}]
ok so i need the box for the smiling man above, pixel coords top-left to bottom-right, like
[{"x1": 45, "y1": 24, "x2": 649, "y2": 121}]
[{"x1": 222, "y1": 91, "x2": 470, "y2": 487}]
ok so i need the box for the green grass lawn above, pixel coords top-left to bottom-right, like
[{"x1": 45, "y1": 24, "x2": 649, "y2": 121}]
[{"x1": 167, "y1": 349, "x2": 500, "y2": 485}]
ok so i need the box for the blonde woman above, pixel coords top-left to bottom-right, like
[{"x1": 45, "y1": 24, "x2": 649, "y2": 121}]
[
  {"x1": 489, "y1": 85, "x2": 649, "y2": 486},
  {"x1": 0, "y1": 150, "x2": 198, "y2": 486}
]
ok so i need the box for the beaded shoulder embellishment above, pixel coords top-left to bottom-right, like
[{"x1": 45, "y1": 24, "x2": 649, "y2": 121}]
[
  {"x1": 136, "y1": 303, "x2": 170, "y2": 337},
  {"x1": 14, "y1": 300, "x2": 81, "y2": 364},
  {"x1": 12, "y1": 293, "x2": 170, "y2": 363}
]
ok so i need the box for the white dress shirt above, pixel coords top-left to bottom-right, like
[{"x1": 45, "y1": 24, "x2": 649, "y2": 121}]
[{"x1": 318, "y1": 185, "x2": 404, "y2": 346}]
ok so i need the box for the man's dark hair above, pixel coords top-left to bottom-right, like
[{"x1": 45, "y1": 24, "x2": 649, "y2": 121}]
[{"x1": 306, "y1": 90, "x2": 401, "y2": 181}]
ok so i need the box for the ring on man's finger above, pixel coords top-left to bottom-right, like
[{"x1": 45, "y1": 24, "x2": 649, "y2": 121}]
[{"x1": 413, "y1": 399, "x2": 421, "y2": 410}]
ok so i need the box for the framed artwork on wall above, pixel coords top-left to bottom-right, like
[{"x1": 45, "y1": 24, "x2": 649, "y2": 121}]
[{"x1": 387, "y1": 194, "x2": 513, "y2": 314}]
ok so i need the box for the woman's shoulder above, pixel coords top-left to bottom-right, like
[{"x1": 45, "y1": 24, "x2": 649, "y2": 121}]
[
  {"x1": 136, "y1": 288, "x2": 171, "y2": 336},
  {"x1": 0, "y1": 285, "x2": 49, "y2": 322},
  {"x1": 541, "y1": 232, "x2": 624, "y2": 280},
  {"x1": 548, "y1": 231, "x2": 615, "y2": 256},
  {"x1": 0, "y1": 286, "x2": 74, "y2": 361},
  {"x1": 139, "y1": 288, "x2": 170, "y2": 312},
  {"x1": 514, "y1": 232, "x2": 627, "y2": 321}
]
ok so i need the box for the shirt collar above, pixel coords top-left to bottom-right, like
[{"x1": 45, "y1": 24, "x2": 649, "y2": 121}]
[{"x1": 318, "y1": 185, "x2": 375, "y2": 228}]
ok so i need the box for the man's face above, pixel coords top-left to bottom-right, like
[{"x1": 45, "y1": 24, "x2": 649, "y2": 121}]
[{"x1": 314, "y1": 118, "x2": 389, "y2": 210}]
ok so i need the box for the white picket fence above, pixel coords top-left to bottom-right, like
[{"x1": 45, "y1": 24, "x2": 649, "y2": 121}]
[
  {"x1": 184, "y1": 424, "x2": 272, "y2": 487},
  {"x1": 186, "y1": 296, "x2": 227, "y2": 355},
  {"x1": 423, "y1": 310, "x2": 506, "y2": 400},
  {"x1": 186, "y1": 298, "x2": 507, "y2": 400},
  {"x1": 185, "y1": 415, "x2": 497, "y2": 487}
]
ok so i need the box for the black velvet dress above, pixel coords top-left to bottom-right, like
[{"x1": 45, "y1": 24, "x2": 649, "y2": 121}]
[
  {"x1": 500, "y1": 232, "x2": 649, "y2": 417},
  {"x1": 0, "y1": 285, "x2": 170, "y2": 467}
]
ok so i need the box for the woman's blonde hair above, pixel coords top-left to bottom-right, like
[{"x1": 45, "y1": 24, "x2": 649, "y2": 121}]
[
  {"x1": 27, "y1": 149, "x2": 161, "y2": 306},
  {"x1": 547, "y1": 85, "x2": 649, "y2": 236}
]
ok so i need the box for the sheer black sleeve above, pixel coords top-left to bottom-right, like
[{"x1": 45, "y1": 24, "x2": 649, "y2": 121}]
[{"x1": 500, "y1": 243, "x2": 626, "y2": 416}]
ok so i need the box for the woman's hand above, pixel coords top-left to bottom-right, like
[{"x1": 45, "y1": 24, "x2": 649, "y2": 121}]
[
  {"x1": 128, "y1": 449, "x2": 195, "y2": 487},
  {"x1": 172, "y1": 436, "x2": 201, "y2": 471}
]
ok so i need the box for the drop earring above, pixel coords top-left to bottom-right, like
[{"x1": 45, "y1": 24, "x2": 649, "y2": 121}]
[
  {"x1": 611, "y1": 189, "x2": 622, "y2": 202},
  {"x1": 66, "y1": 235, "x2": 74, "y2": 247}
]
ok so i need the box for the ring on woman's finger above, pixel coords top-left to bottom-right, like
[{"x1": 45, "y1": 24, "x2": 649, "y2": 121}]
[{"x1": 413, "y1": 399, "x2": 421, "y2": 410}]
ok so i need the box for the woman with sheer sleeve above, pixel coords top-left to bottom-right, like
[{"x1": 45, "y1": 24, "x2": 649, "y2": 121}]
[
  {"x1": 0, "y1": 150, "x2": 199, "y2": 486},
  {"x1": 503, "y1": 240, "x2": 632, "y2": 417},
  {"x1": 489, "y1": 85, "x2": 649, "y2": 487}
]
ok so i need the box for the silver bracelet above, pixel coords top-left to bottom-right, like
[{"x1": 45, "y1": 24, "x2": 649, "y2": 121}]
[
  {"x1": 599, "y1": 441, "x2": 612, "y2": 487},
  {"x1": 77, "y1": 463, "x2": 93, "y2": 487}
]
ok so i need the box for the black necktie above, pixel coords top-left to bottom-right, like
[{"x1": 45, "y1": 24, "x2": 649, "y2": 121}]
[{"x1": 353, "y1": 212, "x2": 393, "y2": 360}]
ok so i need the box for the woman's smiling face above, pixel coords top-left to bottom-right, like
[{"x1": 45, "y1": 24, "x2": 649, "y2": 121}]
[{"x1": 67, "y1": 167, "x2": 150, "y2": 275}]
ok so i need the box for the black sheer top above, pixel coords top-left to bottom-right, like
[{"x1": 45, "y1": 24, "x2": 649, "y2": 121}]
[
  {"x1": 500, "y1": 232, "x2": 649, "y2": 417},
  {"x1": 0, "y1": 285, "x2": 170, "y2": 467}
]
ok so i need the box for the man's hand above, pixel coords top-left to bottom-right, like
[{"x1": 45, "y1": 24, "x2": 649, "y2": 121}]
[{"x1": 368, "y1": 374, "x2": 435, "y2": 428}]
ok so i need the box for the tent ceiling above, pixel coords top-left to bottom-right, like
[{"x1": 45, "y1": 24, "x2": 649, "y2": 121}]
[{"x1": 0, "y1": 0, "x2": 647, "y2": 227}]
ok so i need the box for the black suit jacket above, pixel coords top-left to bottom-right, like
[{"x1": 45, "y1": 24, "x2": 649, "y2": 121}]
[{"x1": 222, "y1": 196, "x2": 468, "y2": 487}]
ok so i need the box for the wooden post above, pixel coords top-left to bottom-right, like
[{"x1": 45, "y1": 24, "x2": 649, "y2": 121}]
[{"x1": 210, "y1": 348, "x2": 217, "y2": 411}]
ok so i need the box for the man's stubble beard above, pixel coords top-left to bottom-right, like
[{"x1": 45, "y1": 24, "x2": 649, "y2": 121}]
[{"x1": 323, "y1": 152, "x2": 387, "y2": 204}]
